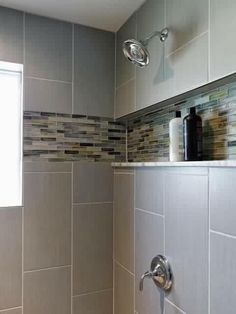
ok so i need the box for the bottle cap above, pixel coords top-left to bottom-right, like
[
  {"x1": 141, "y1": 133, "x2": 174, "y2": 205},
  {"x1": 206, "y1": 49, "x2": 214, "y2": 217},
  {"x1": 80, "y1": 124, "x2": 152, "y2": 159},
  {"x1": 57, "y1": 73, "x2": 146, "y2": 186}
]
[
  {"x1": 190, "y1": 107, "x2": 196, "y2": 114},
  {"x1": 175, "y1": 111, "x2": 181, "y2": 118}
]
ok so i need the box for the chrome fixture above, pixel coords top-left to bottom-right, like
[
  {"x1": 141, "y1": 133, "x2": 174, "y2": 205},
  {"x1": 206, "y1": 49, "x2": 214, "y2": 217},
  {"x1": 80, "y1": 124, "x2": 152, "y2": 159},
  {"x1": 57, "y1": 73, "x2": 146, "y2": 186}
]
[
  {"x1": 139, "y1": 255, "x2": 173, "y2": 292},
  {"x1": 123, "y1": 28, "x2": 168, "y2": 68}
]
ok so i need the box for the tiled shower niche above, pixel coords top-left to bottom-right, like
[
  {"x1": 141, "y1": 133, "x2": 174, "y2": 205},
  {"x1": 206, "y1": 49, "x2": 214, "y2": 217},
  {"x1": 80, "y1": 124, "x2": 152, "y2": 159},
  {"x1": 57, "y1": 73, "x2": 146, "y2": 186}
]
[{"x1": 127, "y1": 81, "x2": 236, "y2": 162}]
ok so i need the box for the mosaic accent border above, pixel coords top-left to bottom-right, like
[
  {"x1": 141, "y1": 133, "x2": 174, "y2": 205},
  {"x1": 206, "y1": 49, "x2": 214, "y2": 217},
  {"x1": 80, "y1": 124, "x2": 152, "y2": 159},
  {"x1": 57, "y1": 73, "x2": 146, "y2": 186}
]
[
  {"x1": 24, "y1": 112, "x2": 126, "y2": 162},
  {"x1": 127, "y1": 81, "x2": 236, "y2": 162}
]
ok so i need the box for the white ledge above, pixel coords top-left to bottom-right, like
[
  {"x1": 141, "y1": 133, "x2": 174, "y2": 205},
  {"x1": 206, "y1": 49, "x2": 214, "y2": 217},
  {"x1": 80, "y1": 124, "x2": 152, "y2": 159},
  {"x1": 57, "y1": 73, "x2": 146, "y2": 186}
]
[{"x1": 112, "y1": 160, "x2": 236, "y2": 168}]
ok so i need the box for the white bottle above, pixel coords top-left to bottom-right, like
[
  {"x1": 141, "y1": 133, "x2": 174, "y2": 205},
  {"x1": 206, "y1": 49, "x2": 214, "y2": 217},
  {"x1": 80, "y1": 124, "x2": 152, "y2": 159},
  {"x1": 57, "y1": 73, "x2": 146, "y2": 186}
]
[{"x1": 169, "y1": 111, "x2": 183, "y2": 162}]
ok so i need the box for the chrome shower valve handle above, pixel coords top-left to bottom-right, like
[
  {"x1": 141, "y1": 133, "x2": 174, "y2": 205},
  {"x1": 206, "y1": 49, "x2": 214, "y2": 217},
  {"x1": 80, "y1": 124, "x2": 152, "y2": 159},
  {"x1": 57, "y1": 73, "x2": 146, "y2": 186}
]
[
  {"x1": 139, "y1": 270, "x2": 153, "y2": 291},
  {"x1": 139, "y1": 255, "x2": 173, "y2": 292}
]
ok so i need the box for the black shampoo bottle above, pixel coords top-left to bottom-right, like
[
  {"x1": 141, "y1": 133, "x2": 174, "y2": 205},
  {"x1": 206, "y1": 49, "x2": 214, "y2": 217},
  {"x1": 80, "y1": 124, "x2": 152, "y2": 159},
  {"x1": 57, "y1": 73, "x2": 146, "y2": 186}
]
[{"x1": 183, "y1": 107, "x2": 203, "y2": 161}]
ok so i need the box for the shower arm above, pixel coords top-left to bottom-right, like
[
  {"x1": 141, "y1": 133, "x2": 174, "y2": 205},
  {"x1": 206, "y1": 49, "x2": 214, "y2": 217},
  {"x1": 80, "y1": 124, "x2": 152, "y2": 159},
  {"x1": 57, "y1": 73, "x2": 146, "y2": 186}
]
[{"x1": 141, "y1": 28, "x2": 168, "y2": 46}]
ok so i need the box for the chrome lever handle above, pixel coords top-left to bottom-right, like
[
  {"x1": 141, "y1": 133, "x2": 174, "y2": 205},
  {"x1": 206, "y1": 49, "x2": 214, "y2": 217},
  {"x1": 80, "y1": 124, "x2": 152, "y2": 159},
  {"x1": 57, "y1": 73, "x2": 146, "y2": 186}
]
[
  {"x1": 139, "y1": 255, "x2": 173, "y2": 293},
  {"x1": 139, "y1": 270, "x2": 153, "y2": 291}
]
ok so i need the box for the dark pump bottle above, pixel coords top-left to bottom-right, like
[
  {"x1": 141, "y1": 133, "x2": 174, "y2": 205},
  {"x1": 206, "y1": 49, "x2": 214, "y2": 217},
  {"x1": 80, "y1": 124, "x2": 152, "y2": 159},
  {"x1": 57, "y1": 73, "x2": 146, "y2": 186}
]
[{"x1": 183, "y1": 107, "x2": 203, "y2": 161}]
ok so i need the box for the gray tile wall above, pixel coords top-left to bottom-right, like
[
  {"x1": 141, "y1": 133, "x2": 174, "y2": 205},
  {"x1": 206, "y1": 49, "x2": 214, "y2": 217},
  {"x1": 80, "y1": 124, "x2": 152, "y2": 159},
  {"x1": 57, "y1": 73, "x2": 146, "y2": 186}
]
[
  {"x1": 0, "y1": 5, "x2": 115, "y2": 313},
  {"x1": 23, "y1": 161, "x2": 114, "y2": 314},
  {"x1": 114, "y1": 169, "x2": 135, "y2": 314},
  {"x1": 72, "y1": 162, "x2": 113, "y2": 312},
  {"x1": 74, "y1": 25, "x2": 115, "y2": 117},
  {"x1": 115, "y1": 0, "x2": 209, "y2": 117},
  {"x1": 0, "y1": 208, "x2": 22, "y2": 311},
  {"x1": 0, "y1": 5, "x2": 114, "y2": 117},
  {"x1": 114, "y1": 166, "x2": 236, "y2": 314}
]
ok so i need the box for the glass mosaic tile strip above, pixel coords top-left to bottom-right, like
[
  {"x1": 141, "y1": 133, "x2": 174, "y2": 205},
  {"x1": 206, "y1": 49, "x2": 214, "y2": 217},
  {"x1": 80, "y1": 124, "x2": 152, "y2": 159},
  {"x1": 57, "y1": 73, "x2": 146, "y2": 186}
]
[
  {"x1": 24, "y1": 112, "x2": 126, "y2": 162},
  {"x1": 127, "y1": 81, "x2": 236, "y2": 162}
]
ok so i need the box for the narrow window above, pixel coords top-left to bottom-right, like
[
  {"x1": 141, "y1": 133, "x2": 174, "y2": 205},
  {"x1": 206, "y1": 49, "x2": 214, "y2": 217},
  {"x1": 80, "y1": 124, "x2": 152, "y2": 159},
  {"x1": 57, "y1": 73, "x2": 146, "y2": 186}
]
[{"x1": 0, "y1": 62, "x2": 23, "y2": 207}]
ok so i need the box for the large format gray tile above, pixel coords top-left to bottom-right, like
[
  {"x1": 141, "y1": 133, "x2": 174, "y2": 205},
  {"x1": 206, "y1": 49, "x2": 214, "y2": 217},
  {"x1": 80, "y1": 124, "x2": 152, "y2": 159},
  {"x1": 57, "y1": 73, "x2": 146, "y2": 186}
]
[
  {"x1": 25, "y1": 14, "x2": 72, "y2": 81},
  {"x1": 165, "y1": 301, "x2": 186, "y2": 314},
  {"x1": 135, "y1": 209, "x2": 164, "y2": 314},
  {"x1": 73, "y1": 162, "x2": 113, "y2": 203},
  {"x1": 73, "y1": 290, "x2": 113, "y2": 314},
  {"x1": 114, "y1": 263, "x2": 134, "y2": 314},
  {"x1": 165, "y1": 171, "x2": 208, "y2": 314},
  {"x1": 135, "y1": 168, "x2": 164, "y2": 214},
  {"x1": 210, "y1": 0, "x2": 236, "y2": 80},
  {"x1": 210, "y1": 232, "x2": 236, "y2": 314},
  {"x1": 73, "y1": 203, "x2": 113, "y2": 295},
  {"x1": 116, "y1": 13, "x2": 136, "y2": 88},
  {"x1": 166, "y1": 33, "x2": 208, "y2": 96},
  {"x1": 24, "y1": 266, "x2": 71, "y2": 314},
  {"x1": 24, "y1": 172, "x2": 71, "y2": 270},
  {"x1": 210, "y1": 168, "x2": 236, "y2": 236},
  {"x1": 0, "y1": 6, "x2": 23, "y2": 63},
  {"x1": 24, "y1": 77, "x2": 72, "y2": 113},
  {"x1": 0, "y1": 207, "x2": 22, "y2": 310},
  {"x1": 114, "y1": 173, "x2": 134, "y2": 272},
  {"x1": 136, "y1": 0, "x2": 165, "y2": 110},
  {"x1": 74, "y1": 24, "x2": 114, "y2": 117},
  {"x1": 166, "y1": 0, "x2": 208, "y2": 55},
  {"x1": 115, "y1": 79, "x2": 135, "y2": 118}
]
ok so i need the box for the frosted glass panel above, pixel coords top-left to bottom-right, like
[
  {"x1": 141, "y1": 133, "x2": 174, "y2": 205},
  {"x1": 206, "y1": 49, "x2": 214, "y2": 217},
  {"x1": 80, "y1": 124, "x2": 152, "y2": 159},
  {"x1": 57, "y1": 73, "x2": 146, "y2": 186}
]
[{"x1": 0, "y1": 62, "x2": 22, "y2": 207}]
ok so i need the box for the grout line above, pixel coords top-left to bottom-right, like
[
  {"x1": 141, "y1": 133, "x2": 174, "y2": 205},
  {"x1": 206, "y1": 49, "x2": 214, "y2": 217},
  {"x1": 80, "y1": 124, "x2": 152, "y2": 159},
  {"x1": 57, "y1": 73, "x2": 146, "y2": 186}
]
[
  {"x1": 115, "y1": 77, "x2": 136, "y2": 91},
  {"x1": 136, "y1": 207, "x2": 164, "y2": 218},
  {"x1": 134, "y1": 11, "x2": 137, "y2": 112},
  {"x1": 113, "y1": 171, "x2": 115, "y2": 314},
  {"x1": 23, "y1": 12, "x2": 26, "y2": 66},
  {"x1": 0, "y1": 306, "x2": 23, "y2": 313},
  {"x1": 165, "y1": 299, "x2": 186, "y2": 314},
  {"x1": 22, "y1": 10, "x2": 26, "y2": 146},
  {"x1": 22, "y1": 4, "x2": 26, "y2": 297},
  {"x1": 70, "y1": 23, "x2": 74, "y2": 312},
  {"x1": 163, "y1": 173, "x2": 166, "y2": 256},
  {"x1": 114, "y1": 260, "x2": 134, "y2": 276},
  {"x1": 71, "y1": 162, "x2": 74, "y2": 313},
  {"x1": 163, "y1": 172, "x2": 166, "y2": 314},
  {"x1": 114, "y1": 31, "x2": 117, "y2": 120},
  {"x1": 0, "y1": 206, "x2": 23, "y2": 211},
  {"x1": 207, "y1": 168, "x2": 211, "y2": 314},
  {"x1": 133, "y1": 170, "x2": 136, "y2": 314},
  {"x1": 24, "y1": 264, "x2": 71, "y2": 274},
  {"x1": 164, "y1": 0, "x2": 167, "y2": 29},
  {"x1": 73, "y1": 288, "x2": 113, "y2": 299},
  {"x1": 208, "y1": 0, "x2": 211, "y2": 82},
  {"x1": 126, "y1": 122, "x2": 128, "y2": 162},
  {"x1": 73, "y1": 201, "x2": 113, "y2": 206},
  {"x1": 24, "y1": 171, "x2": 71, "y2": 174},
  {"x1": 210, "y1": 229, "x2": 236, "y2": 240},
  {"x1": 72, "y1": 23, "x2": 75, "y2": 115},
  {"x1": 163, "y1": 0, "x2": 167, "y2": 95},
  {"x1": 22, "y1": 205, "x2": 24, "y2": 311},
  {"x1": 166, "y1": 31, "x2": 209, "y2": 58},
  {"x1": 24, "y1": 76, "x2": 71, "y2": 84}
]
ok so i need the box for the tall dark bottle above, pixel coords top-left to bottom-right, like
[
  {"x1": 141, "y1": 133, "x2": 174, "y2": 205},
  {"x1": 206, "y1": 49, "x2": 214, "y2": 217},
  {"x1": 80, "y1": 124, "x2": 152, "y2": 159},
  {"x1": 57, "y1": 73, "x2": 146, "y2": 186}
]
[{"x1": 183, "y1": 107, "x2": 203, "y2": 161}]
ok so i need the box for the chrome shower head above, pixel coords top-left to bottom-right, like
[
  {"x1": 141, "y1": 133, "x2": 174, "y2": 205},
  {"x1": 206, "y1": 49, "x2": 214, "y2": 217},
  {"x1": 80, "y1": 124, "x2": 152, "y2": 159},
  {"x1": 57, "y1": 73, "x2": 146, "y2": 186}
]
[
  {"x1": 123, "y1": 39, "x2": 150, "y2": 68},
  {"x1": 122, "y1": 28, "x2": 168, "y2": 68}
]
